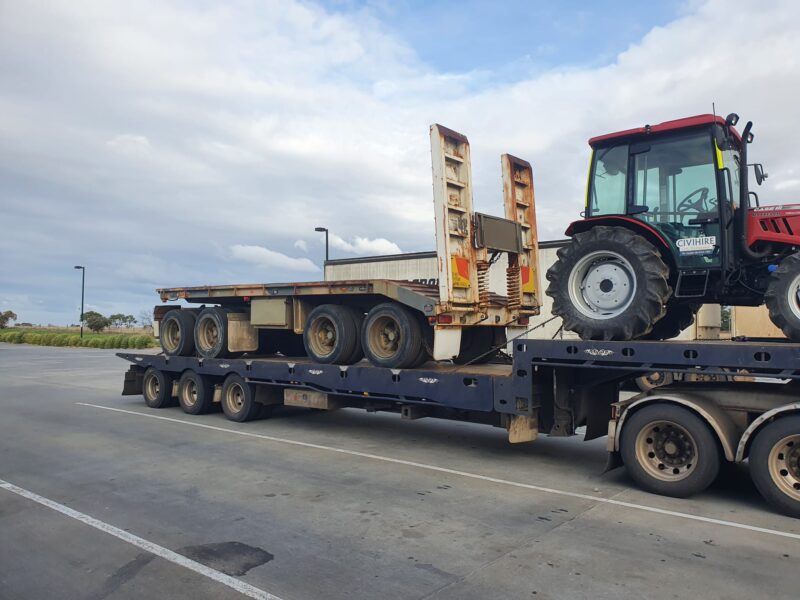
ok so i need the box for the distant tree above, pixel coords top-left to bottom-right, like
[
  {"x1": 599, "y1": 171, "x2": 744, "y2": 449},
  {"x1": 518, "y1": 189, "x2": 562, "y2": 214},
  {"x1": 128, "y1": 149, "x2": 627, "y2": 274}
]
[
  {"x1": 138, "y1": 309, "x2": 153, "y2": 329},
  {"x1": 0, "y1": 310, "x2": 17, "y2": 329},
  {"x1": 122, "y1": 314, "x2": 137, "y2": 328},
  {"x1": 108, "y1": 313, "x2": 125, "y2": 328},
  {"x1": 82, "y1": 311, "x2": 111, "y2": 332}
]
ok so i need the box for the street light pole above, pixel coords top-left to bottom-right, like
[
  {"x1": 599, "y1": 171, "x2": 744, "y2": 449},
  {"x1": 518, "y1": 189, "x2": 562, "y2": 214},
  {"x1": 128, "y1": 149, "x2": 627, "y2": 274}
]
[
  {"x1": 314, "y1": 227, "x2": 329, "y2": 262},
  {"x1": 74, "y1": 265, "x2": 85, "y2": 338}
]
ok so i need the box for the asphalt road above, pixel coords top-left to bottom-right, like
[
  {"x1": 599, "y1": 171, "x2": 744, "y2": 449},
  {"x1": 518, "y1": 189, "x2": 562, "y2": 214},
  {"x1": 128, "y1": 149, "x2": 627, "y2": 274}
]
[{"x1": 1, "y1": 344, "x2": 798, "y2": 600}]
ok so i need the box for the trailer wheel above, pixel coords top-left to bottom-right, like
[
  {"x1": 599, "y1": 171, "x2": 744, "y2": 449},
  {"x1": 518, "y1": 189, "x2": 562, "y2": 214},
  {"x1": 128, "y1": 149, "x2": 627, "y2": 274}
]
[
  {"x1": 303, "y1": 304, "x2": 361, "y2": 364},
  {"x1": 194, "y1": 307, "x2": 234, "y2": 359},
  {"x1": 620, "y1": 404, "x2": 720, "y2": 497},
  {"x1": 160, "y1": 310, "x2": 197, "y2": 356},
  {"x1": 177, "y1": 370, "x2": 215, "y2": 415},
  {"x1": 142, "y1": 367, "x2": 175, "y2": 408},
  {"x1": 545, "y1": 226, "x2": 670, "y2": 340},
  {"x1": 765, "y1": 253, "x2": 800, "y2": 341},
  {"x1": 221, "y1": 374, "x2": 263, "y2": 422},
  {"x1": 362, "y1": 302, "x2": 425, "y2": 368},
  {"x1": 748, "y1": 415, "x2": 800, "y2": 517}
]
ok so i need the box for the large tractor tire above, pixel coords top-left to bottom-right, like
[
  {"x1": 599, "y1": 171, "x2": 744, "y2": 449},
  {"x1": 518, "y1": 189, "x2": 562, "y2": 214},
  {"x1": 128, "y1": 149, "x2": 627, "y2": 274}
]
[
  {"x1": 765, "y1": 253, "x2": 800, "y2": 341},
  {"x1": 546, "y1": 226, "x2": 671, "y2": 340},
  {"x1": 642, "y1": 302, "x2": 699, "y2": 341}
]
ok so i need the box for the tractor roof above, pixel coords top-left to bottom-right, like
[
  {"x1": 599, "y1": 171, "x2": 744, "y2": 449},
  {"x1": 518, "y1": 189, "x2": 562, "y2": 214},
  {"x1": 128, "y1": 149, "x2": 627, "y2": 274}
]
[{"x1": 589, "y1": 114, "x2": 740, "y2": 147}]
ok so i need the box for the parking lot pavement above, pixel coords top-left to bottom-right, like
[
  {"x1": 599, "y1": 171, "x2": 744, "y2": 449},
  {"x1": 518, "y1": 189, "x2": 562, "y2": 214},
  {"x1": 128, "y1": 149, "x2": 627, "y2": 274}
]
[{"x1": 1, "y1": 344, "x2": 799, "y2": 600}]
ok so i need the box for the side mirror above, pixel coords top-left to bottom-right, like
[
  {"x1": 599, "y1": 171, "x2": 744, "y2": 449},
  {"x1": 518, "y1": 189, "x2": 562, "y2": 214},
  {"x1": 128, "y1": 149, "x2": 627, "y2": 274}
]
[{"x1": 752, "y1": 163, "x2": 768, "y2": 186}]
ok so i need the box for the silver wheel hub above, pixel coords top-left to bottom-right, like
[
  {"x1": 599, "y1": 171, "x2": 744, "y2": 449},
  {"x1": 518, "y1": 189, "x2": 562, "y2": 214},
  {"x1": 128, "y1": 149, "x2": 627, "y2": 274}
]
[
  {"x1": 789, "y1": 274, "x2": 800, "y2": 321},
  {"x1": 568, "y1": 250, "x2": 637, "y2": 320}
]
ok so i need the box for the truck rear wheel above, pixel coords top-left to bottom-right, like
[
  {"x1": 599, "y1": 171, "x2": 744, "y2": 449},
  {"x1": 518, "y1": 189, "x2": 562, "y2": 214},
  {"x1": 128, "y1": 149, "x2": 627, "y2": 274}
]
[
  {"x1": 160, "y1": 310, "x2": 197, "y2": 356},
  {"x1": 142, "y1": 367, "x2": 175, "y2": 408},
  {"x1": 765, "y1": 253, "x2": 800, "y2": 341},
  {"x1": 221, "y1": 374, "x2": 263, "y2": 422},
  {"x1": 620, "y1": 404, "x2": 720, "y2": 497},
  {"x1": 748, "y1": 415, "x2": 800, "y2": 517},
  {"x1": 362, "y1": 303, "x2": 425, "y2": 368},
  {"x1": 303, "y1": 304, "x2": 361, "y2": 365},
  {"x1": 177, "y1": 370, "x2": 215, "y2": 415},
  {"x1": 194, "y1": 307, "x2": 235, "y2": 359},
  {"x1": 546, "y1": 226, "x2": 670, "y2": 340}
]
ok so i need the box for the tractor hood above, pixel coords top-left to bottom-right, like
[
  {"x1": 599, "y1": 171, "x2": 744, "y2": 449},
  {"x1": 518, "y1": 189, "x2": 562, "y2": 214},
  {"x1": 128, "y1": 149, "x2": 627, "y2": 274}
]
[{"x1": 748, "y1": 204, "x2": 800, "y2": 249}]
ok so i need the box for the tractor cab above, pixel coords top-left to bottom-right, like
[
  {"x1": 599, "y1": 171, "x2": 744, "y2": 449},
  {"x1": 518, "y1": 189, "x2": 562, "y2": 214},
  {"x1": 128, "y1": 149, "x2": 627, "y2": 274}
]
[{"x1": 583, "y1": 115, "x2": 743, "y2": 277}]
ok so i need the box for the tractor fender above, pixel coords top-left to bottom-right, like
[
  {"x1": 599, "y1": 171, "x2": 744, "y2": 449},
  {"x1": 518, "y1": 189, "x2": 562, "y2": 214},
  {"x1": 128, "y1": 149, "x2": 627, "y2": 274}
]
[
  {"x1": 735, "y1": 402, "x2": 800, "y2": 462},
  {"x1": 565, "y1": 216, "x2": 675, "y2": 264},
  {"x1": 612, "y1": 392, "x2": 739, "y2": 462}
]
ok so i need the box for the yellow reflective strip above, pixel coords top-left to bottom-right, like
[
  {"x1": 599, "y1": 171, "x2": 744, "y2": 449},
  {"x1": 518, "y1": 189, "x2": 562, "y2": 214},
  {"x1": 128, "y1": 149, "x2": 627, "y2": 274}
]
[
  {"x1": 715, "y1": 141, "x2": 724, "y2": 169},
  {"x1": 585, "y1": 149, "x2": 594, "y2": 209}
]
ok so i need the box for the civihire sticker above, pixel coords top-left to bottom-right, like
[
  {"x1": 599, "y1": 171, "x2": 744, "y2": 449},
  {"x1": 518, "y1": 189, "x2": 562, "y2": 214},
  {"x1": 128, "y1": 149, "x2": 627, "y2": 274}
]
[{"x1": 676, "y1": 236, "x2": 716, "y2": 255}]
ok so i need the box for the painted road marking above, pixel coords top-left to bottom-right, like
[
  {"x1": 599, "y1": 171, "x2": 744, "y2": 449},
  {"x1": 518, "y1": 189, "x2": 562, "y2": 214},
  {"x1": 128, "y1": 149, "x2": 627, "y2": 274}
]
[
  {"x1": 77, "y1": 402, "x2": 800, "y2": 542},
  {"x1": 0, "y1": 478, "x2": 283, "y2": 600}
]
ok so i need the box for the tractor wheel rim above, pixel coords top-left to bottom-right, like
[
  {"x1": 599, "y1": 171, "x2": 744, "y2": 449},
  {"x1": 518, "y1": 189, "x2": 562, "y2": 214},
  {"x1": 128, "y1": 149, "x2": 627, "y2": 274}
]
[
  {"x1": 768, "y1": 434, "x2": 800, "y2": 501},
  {"x1": 788, "y1": 274, "x2": 800, "y2": 321},
  {"x1": 197, "y1": 316, "x2": 220, "y2": 351},
  {"x1": 145, "y1": 375, "x2": 159, "y2": 400},
  {"x1": 182, "y1": 380, "x2": 198, "y2": 407},
  {"x1": 568, "y1": 250, "x2": 637, "y2": 320},
  {"x1": 368, "y1": 315, "x2": 401, "y2": 359},
  {"x1": 225, "y1": 383, "x2": 245, "y2": 413},
  {"x1": 634, "y1": 420, "x2": 697, "y2": 482},
  {"x1": 162, "y1": 320, "x2": 181, "y2": 352},
  {"x1": 309, "y1": 316, "x2": 337, "y2": 357}
]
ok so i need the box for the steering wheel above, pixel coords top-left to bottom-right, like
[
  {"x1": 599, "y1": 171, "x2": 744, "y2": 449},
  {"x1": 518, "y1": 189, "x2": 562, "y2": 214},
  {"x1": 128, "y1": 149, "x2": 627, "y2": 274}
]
[{"x1": 677, "y1": 187, "x2": 709, "y2": 212}]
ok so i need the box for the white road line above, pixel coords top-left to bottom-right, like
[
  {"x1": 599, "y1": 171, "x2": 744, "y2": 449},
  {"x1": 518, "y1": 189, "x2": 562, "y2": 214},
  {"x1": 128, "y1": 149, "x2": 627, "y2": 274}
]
[
  {"x1": 77, "y1": 402, "x2": 800, "y2": 542},
  {"x1": 0, "y1": 478, "x2": 283, "y2": 600}
]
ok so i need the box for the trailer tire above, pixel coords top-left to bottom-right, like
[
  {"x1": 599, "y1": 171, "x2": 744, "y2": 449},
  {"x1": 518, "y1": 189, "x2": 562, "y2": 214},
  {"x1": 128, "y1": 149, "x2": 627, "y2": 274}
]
[
  {"x1": 362, "y1": 303, "x2": 425, "y2": 369},
  {"x1": 748, "y1": 415, "x2": 800, "y2": 518},
  {"x1": 765, "y1": 253, "x2": 800, "y2": 341},
  {"x1": 177, "y1": 370, "x2": 215, "y2": 415},
  {"x1": 546, "y1": 226, "x2": 670, "y2": 340},
  {"x1": 303, "y1": 304, "x2": 361, "y2": 365},
  {"x1": 142, "y1": 368, "x2": 175, "y2": 408},
  {"x1": 160, "y1": 310, "x2": 197, "y2": 356},
  {"x1": 221, "y1": 374, "x2": 263, "y2": 422},
  {"x1": 620, "y1": 404, "x2": 720, "y2": 498},
  {"x1": 342, "y1": 306, "x2": 365, "y2": 363},
  {"x1": 194, "y1": 307, "x2": 234, "y2": 359}
]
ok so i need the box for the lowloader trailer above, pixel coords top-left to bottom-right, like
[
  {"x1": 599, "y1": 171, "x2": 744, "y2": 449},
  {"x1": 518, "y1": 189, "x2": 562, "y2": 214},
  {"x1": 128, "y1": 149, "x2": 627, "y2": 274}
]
[{"x1": 120, "y1": 336, "x2": 800, "y2": 518}]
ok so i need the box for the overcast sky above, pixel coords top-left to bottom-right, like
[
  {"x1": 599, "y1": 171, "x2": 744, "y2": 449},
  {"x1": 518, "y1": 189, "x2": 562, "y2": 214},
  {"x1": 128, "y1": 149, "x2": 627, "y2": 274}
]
[{"x1": 2, "y1": 0, "x2": 800, "y2": 325}]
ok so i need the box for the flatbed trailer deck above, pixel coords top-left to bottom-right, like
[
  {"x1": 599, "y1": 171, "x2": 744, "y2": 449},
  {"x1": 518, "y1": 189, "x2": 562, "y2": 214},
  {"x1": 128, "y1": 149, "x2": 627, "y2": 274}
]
[{"x1": 120, "y1": 337, "x2": 800, "y2": 517}]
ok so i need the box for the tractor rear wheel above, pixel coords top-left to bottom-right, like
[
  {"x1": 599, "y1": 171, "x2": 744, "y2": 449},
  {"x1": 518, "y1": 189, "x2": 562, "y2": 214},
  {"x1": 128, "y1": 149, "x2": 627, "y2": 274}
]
[
  {"x1": 765, "y1": 253, "x2": 800, "y2": 341},
  {"x1": 546, "y1": 226, "x2": 671, "y2": 340}
]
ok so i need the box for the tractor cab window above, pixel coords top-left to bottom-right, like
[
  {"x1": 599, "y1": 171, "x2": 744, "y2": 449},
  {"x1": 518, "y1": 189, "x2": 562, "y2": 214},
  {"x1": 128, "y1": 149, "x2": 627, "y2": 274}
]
[
  {"x1": 588, "y1": 144, "x2": 627, "y2": 216},
  {"x1": 632, "y1": 132, "x2": 721, "y2": 268}
]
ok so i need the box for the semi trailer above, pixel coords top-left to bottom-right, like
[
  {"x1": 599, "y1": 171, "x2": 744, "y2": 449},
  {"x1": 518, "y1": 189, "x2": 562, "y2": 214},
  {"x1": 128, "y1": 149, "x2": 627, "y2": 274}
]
[{"x1": 153, "y1": 125, "x2": 541, "y2": 369}]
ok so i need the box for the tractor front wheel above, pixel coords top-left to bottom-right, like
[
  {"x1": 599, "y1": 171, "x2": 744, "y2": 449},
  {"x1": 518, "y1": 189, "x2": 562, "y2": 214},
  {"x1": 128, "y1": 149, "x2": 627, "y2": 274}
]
[
  {"x1": 765, "y1": 253, "x2": 800, "y2": 341},
  {"x1": 546, "y1": 226, "x2": 671, "y2": 340}
]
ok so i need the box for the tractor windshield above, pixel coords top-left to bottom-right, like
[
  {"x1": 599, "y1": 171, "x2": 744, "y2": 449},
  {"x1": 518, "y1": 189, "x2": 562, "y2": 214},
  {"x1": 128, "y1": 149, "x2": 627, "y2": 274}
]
[{"x1": 588, "y1": 144, "x2": 628, "y2": 216}]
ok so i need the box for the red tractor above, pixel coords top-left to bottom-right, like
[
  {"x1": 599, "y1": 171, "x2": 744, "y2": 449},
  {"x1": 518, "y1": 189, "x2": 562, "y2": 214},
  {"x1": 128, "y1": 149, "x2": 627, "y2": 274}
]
[{"x1": 546, "y1": 113, "x2": 800, "y2": 341}]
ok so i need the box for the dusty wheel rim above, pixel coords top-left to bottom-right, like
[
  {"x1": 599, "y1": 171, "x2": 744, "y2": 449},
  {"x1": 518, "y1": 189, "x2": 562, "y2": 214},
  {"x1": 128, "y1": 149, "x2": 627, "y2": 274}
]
[
  {"x1": 367, "y1": 315, "x2": 401, "y2": 359},
  {"x1": 162, "y1": 319, "x2": 181, "y2": 352},
  {"x1": 181, "y1": 379, "x2": 198, "y2": 407},
  {"x1": 225, "y1": 382, "x2": 245, "y2": 414},
  {"x1": 787, "y1": 274, "x2": 800, "y2": 321},
  {"x1": 308, "y1": 316, "x2": 337, "y2": 358},
  {"x1": 144, "y1": 374, "x2": 160, "y2": 401},
  {"x1": 197, "y1": 316, "x2": 220, "y2": 352},
  {"x1": 568, "y1": 250, "x2": 636, "y2": 320},
  {"x1": 634, "y1": 419, "x2": 697, "y2": 482},
  {"x1": 768, "y1": 434, "x2": 800, "y2": 501}
]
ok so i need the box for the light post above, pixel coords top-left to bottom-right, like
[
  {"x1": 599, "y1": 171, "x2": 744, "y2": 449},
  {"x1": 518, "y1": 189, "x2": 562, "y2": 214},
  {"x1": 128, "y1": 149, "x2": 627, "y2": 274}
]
[
  {"x1": 315, "y1": 227, "x2": 329, "y2": 263},
  {"x1": 74, "y1": 265, "x2": 85, "y2": 338}
]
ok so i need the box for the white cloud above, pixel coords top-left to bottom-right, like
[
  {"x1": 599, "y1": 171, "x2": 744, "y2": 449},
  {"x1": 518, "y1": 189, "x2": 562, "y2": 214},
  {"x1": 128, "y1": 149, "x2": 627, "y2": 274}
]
[
  {"x1": 329, "y1": 234, "x2": 402, "y2": 255},
  {"x1": 293, "y1": 239, "x2": 308, "y2": 252},
  {"x1": 229, "y1": 244, "x2": 319, "y2": 273}
]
